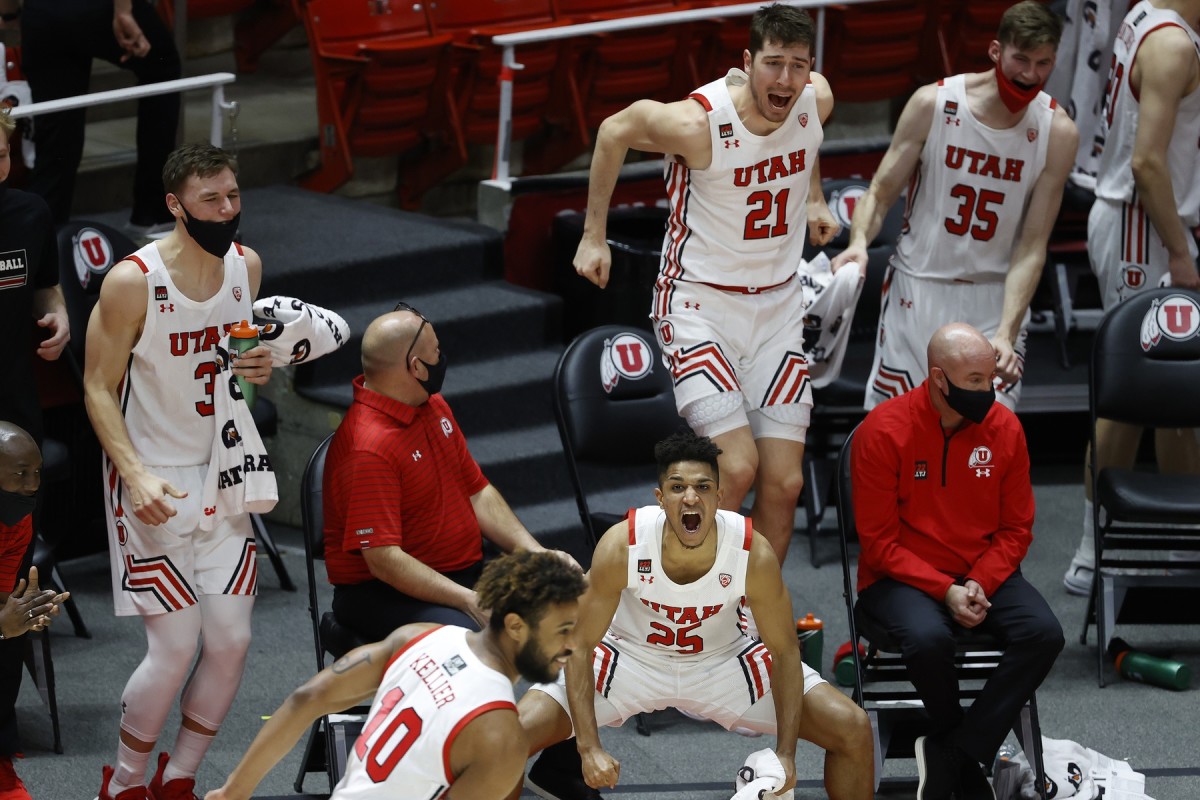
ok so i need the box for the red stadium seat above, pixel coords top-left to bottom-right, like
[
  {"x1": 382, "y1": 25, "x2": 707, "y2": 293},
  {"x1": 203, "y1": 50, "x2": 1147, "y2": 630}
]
[
  {"x1": 820, "y1": 1, "x2": 929, "y2": 104},
  {"x1": 425, "y1": 0, "x2": 568, "y2": 168},
  {"x1": 938, "y1": 0, "x2": 1022, "y2": 75},
  {"x1": 295, "y1": 0, "x2": 465, "y2": 206}
]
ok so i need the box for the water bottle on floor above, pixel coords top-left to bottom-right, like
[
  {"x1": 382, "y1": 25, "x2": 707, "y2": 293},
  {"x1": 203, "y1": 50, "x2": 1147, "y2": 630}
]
[{"x1": 796, "y1": 613, "x2": 823, "y2": 673}]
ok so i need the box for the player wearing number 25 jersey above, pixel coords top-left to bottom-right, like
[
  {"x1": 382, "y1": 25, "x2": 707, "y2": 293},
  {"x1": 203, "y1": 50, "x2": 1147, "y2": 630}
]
[
  {"x1": 513, "y1": 432, "x2": 875, "y2": 800},
  {"x1": 832, "y1": 1, "x2": 1077, "y2": 413},
  {"x1": 206, "y1": 551, "x2": 586, "y2": 800}
]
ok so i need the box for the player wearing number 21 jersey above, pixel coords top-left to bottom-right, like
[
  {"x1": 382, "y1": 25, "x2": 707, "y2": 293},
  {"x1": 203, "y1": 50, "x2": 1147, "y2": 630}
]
[
  {"x1": 573, "y1": 4, "x2": 840, "y2": 568},
  {"x1": 511, "y1": 432, "x2": 875, "y2": 800},
  {"x1": 205, "y1": 551, "x2": 586, "y2": 800},
  {"x1": 832, "y1": 1, "x2": 1078, "y2": 412}
]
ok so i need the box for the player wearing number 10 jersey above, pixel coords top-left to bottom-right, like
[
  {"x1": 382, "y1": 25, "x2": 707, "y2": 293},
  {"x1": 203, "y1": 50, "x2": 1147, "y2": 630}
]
[
  {"x1": 205, "y1": 551, "x2": 586, "y2": 800},
  {"x1": 573, "y1": 4, "x2": 839, "y2": 567},
  {"x1": 511, "y1": 432, "x2": 874, "y2": 800},
  {"x1": 832, "y1": 1, "x2": 1078, "y2": 412}
]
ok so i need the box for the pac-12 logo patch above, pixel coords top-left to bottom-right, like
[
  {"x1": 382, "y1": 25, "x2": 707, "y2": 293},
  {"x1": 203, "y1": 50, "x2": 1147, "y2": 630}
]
[
  {"x1": 719, "y1": 572, "x2": 732, "y2": 588},
  {"x1": 798, "y1": 112, "x2": 809, "y2": 127},
  {"x1": 1141, "y1": 294, "x2": 1200, "y2": 351},
  {"x1": 601, "y1": 332, "x2": 653, "y2": 394}
]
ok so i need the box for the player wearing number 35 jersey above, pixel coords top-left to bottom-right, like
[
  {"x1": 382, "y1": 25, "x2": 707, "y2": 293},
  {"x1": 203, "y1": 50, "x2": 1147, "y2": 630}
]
[
  {"x1": 205, "y1": 551, "x2": 586, "y2": 800},
  {"x1": 511, "y1": 432, "x2": 875, "y2": 800},
  {"x1": 832, "y1": 1, "x2": 1078, "y2": 412},
  {"x1": 573, "y1": 4, "x2": 840, "y2": 567}
]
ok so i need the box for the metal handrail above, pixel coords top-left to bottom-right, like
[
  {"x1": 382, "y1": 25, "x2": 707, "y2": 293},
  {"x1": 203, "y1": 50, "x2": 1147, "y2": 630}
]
[
  {"x1": 8, "y1": 72, "x2": 238, "y2": 147},
  {"x1": 488, "y1": 0, "x2": 888, "y2": 185}
]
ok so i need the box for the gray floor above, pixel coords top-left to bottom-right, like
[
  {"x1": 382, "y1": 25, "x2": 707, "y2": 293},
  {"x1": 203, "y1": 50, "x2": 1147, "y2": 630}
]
[{"x1": 12, "y1": 466, "x2": 1200, "y2": 799}]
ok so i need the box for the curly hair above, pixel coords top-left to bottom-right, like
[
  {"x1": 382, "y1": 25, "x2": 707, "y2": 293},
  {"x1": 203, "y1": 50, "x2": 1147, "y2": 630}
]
[
  {"x1": 162, "y1": 143, "x2": 239, "y2": 196},
  {"x1": 0, "y1": 110, "x2": 14, "y2": 144},
  {"x1": 749, "y1": 3, "x2": 816, "y2": 57},
  {"x1": 477, "y1": 550, "x2": 586, "y2": 632},
  {"x1": 654, "y1": 430, "x2": 722, "y2": 485}
]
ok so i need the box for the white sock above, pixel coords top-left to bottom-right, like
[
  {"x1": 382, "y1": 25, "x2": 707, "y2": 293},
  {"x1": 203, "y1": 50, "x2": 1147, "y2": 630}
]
[
  {"x1": 163, "y1": 726, "x2": 216, "y2": 783},
  {"x1": 110, "y1": 742, "x2": 152, "y2": 795},
  {"x1": 1072, "y1": 499, "x2": 1095, "y2": 568}
]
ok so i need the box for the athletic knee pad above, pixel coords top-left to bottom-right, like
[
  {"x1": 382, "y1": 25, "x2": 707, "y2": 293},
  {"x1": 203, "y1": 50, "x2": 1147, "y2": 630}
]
[{"x1": 682, "y1": 392, "x2": 747, "y2": 439}]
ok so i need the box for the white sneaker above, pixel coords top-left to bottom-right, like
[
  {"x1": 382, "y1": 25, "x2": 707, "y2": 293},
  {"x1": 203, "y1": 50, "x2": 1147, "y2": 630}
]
[{"x1": 1063, "y1": 557, "x2": 1094, "y2": 596}]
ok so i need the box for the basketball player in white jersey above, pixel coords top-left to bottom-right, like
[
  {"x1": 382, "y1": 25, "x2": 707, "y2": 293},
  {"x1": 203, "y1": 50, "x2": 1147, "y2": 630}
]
[
  {"x1": 83, "y1": 143, "x2": 274, "y2": 800},
  {"x1": 574, "y1": 4, "x2": 839, "y2": 566},
  {"x1": 832, "y1": 1, "x2": 1078, "y2": 411},
  {"x1": 203, "y1": 551, "x2": 586, "y2": 800},
  {"x1": 1062, "y1": 0, "x2": 1200, "y2": 595},
  {"x1": 509, "y1": 432, "x2": 873, "y2": 800}
]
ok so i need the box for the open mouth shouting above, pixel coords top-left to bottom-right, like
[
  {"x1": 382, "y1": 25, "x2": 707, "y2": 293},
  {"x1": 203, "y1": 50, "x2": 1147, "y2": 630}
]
[
  {"x1": 767, "y1": 92, "x2": 792, "y2": 111},
  {"x1": 682, "y1": 511, "x2": 702, "y2": 534}
]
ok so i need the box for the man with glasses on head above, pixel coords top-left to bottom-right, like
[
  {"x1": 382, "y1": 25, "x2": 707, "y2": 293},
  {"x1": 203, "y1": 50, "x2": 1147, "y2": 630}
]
[{"x1": 323, "y1": 305, "x2": 579, "y2": 644}]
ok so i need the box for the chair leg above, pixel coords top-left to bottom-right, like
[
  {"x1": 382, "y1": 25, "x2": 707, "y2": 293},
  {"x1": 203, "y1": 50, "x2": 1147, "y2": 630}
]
[
  {"x1": 252, "y1": 513, "x2": 296, "y2": 592},
  {"x1": 635, "y1": 712, "x2": 651, "y2": 736},
  {"x1": 24, "y1": 630, "x2": 63, "y2": 754},
  {"x1": 293, "y1": 718, "x2": 324, "y2": 794},
  {"x1": 1012, "y1": 696, "x2": 1048, "y2": 800},
  {"x1": 867, "y1": 709, "x2": 884, "y2": 793},
  {"x1": 50, "y1": 563, "x2": 91, "y2": 639}
]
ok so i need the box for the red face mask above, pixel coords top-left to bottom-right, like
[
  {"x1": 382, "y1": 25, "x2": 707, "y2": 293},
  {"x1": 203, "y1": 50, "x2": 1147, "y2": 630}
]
[{"x1": 994, "y1": 66, "x2": 1042, "y2": 114}]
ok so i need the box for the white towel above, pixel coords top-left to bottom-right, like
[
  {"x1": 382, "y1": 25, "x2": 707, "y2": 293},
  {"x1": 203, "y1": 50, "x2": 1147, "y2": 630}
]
[
  {"x1": 1000, "y1": 736, "x2": 1150, "y2": 800},
  {"x1": 198, "y1": 298, "x2": 350, "y2": 529},
  {"x1": 797, "y1": 252, "x2": 864, "y2": 388},
  {"x1": 730, "y1": 748, "x2": 794, "y2": 800},
  {"x1": 252, "y1": 295, "x2": 350, "y2": 366}
]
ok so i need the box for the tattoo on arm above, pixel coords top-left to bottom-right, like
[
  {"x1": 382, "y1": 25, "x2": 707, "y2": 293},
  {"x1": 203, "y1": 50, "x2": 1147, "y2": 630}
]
[{"x1": 331, "y1": 651, "x2": 372, "y2": 674}]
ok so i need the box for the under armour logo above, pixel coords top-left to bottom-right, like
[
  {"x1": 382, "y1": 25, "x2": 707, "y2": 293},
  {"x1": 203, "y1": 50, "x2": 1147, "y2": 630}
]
[
  {"x1": 412, "y1": 450, "x2": 422, "y2": 461},
  {"x1": 684, "y1": 301, "x2": 700, "y2": 310},
  {"x1": 900, "y1": 297, "x2": 914, "y2": 309},
  {"x1": 159, "y1": 303, "x2": 175, "y2": 313},
  {"x1": 724, "y1": 139, "x2": 740, "y2": 148},
  {"x1": 946, "y1": 117, "x2": 961, "y2": 126},
  {"x1": 975, "y1": 469, "x2": 991, "y2": 477},
  {"x1": 640, "y1": 575, "x2": 654, "y2": 584}
]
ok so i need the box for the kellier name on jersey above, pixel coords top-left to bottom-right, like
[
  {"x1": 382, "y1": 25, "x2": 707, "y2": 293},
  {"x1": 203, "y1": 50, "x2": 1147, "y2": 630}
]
[
  {"x1": 169, "y1": 323, "x2": 239, "y2": 356},
  {"x1": 639, "y1": 598, "x2": 724, "y2": 625},
  {"x1": 944, "y1": 145, "x2": 1025, "y2": 183},
  {"x1": 215, "y1": 454, "x2": 273, "y2": 489},
  {"x1": 410, "y1": 652, "x2": 456, "y2": 709},
  {"x1": 732, "y1": 149, "x2": 807, "y2": 187}
]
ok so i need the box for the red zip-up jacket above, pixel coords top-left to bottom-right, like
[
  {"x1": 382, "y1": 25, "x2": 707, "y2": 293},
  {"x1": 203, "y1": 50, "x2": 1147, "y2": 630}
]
[{"x1": 851, "y1": 380, "x2": 1034, "y2": 600}]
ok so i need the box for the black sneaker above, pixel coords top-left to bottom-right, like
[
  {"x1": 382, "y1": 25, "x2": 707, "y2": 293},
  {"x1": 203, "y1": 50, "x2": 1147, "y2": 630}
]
[
  {"x1": 915, "y1": 735, "x2": 959, "y2": 800},
  {"x1": 526, "y1": 739, "x2": 603, "y2": 800},
  {"x1": 958, "y1": 756, "x2": 997, "y2": 800}
]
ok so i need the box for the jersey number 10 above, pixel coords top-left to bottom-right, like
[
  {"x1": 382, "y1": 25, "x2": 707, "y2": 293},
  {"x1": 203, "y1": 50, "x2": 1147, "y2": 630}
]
[{"x1": 354, "y1": 687, "x2": 426, "y2": 782}]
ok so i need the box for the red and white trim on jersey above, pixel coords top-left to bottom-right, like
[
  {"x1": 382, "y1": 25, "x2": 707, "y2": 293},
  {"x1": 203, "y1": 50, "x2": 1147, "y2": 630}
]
[
  {"x1": 440, "y1": 700, "x2": 518, "y2": 787},
  {"x1": 222, "y1": 537, "x2": 259, "y2": 595},
  {"x1": 662, "y1": 160, "x2": 693, "y2": 288},
  {"x1": 1122, "y1": 194, "x2": 1151, "y2": 265},
  {"x1": 594, "y1": 640, "x2": 620, "y2": 699},
  {"x1": 761, "y1": 351, "x2": 810, "y2": 406},
  {"x1": 122, "y1": 553, "x2": 197, "y2": 612},
  {"x1": 900, "y1": 169, "x2": 923, "y2": 237},
  {"x1": 669, "y1": 340, "x2": 740, "y2": 393},
  {"x1": 382, "y1": 625, "x2": 444, "y2": 674},
  {"x1": 736, "y1": 638, "x2": 773, "y2": 704},
  {"x1": 873, "y1": 363, "x2": 915, "y2": 400}
]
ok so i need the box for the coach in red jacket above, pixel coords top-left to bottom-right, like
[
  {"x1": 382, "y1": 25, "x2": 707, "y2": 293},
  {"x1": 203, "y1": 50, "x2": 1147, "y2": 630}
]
[{"x1": 851, "y1": 322, "x2": 1063, "y2": 800}]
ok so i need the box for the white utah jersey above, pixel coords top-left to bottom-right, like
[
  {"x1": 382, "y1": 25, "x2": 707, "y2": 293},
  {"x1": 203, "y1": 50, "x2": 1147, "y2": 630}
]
[
  {"x1": 891, "y1": 74, "x2": 1055, "y2": 281},
  {"x1": 335, "y1": 625, "x2": 516, "y2": 800},
  {"x1": 121, "y1": 241, "x2": 251, "y2": 466},
  {"x1": 662, "y1": 69, "x2": 823, "y2": 288},
  {"x1": 608, "y1": 506, "x2": 753, "y2": 663},
  {"x1": 1094, "y1": 0, "x2": 1200, "y2": 224}
]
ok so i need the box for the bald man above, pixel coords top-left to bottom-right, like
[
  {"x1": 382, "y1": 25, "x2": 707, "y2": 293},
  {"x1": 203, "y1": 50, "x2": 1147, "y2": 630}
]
[
  {"x1": 849, "y1": 323, "x2": 1063, "y2": 800},
  {"x1": 323, "y1": 305, "x2": 577, "y2": 643},
  {"x1": 1, "y1": 423, "x2": 69, "y2": 798}
]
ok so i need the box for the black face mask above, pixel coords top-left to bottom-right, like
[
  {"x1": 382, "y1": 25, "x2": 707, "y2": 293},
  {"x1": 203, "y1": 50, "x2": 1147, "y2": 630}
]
[
  {"x1": 179, "y1": 201, "x2": 241, "y2": 258},
  {"x1": 416, "y1": 352, "x2": 448, "y2": 397},
  {"x1": 943, "y1": 376, "x2": 996, "y2": 424},
  {"x1": 0, "y1": 489, "x2": 37, "y2": 527}
]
